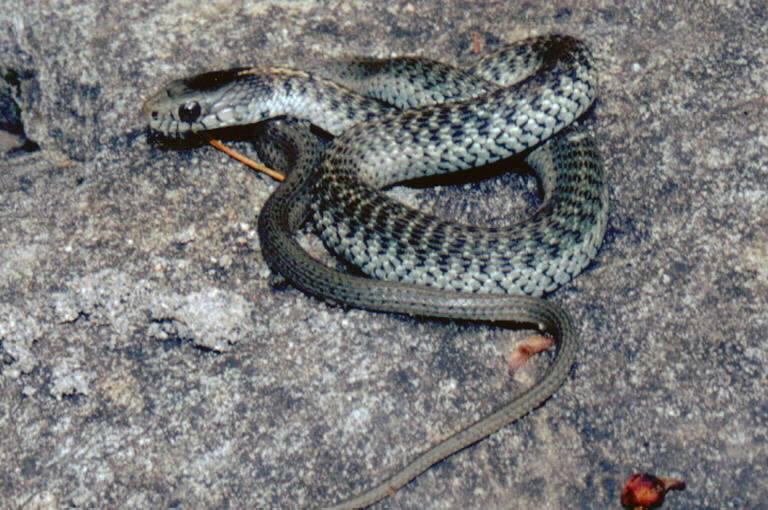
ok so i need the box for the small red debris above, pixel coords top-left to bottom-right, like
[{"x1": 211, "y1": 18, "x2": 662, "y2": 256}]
[
  {"x1": 471, "y1": 32, "x2": 483, "y2": 54},
  {"x1": 621, "y1": 472, "x2": 686, "y2": 509},
  {"x1": 507, "y1": 335, "x2": 554, "y2": 375}
]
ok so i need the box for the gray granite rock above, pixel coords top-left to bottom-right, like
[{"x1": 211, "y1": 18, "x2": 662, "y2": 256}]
[{"x1": 1, "y1": 1, "x2": 766, "y2": 508}]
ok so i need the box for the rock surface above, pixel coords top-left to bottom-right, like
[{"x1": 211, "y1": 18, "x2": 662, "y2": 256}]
[{"x1": 1, "y1": 1, "x2": 766, "y2": 508}]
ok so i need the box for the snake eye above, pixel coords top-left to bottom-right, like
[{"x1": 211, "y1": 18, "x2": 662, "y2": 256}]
[{"x1": 178, "y1": 101, "x2": 201, "y2": 123}]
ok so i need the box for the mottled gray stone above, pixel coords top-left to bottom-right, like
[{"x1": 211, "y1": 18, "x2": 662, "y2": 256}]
[{"x1": 1, "y1": 1, "x2": 766, "y2": 509}]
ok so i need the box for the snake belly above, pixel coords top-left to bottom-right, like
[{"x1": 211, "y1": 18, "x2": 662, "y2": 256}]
[{"x1": 144, "y1": 35, "x2": 608, "y2": 508}]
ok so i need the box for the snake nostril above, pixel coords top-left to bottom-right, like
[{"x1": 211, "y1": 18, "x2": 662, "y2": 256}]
[
  {"x1": 151, "y1": 111, "x2": 159, "y2": 120},
  {"x1": 178, "y1": 101, "x2": 201, "y2": 123}
]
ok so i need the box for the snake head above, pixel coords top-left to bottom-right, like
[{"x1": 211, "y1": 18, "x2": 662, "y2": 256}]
[{"x1": 142, "y1": 67, "x2": 254, "y2": 137}]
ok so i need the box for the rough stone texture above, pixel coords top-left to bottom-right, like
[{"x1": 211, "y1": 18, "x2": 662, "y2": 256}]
[{"x1": 1, "y1": 1, "x2": 766, "y2": 508}]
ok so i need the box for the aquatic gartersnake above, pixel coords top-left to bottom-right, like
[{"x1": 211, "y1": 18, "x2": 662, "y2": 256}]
[{"x1": 144, "y1": 34, "x2": 608, "y2": 508}]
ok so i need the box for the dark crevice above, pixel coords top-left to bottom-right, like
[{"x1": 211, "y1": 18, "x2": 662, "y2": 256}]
[{"x1": 1, "y1": 68, "x2": 40, "y2": 154}]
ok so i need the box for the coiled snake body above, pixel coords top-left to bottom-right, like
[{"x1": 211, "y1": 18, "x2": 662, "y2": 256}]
[{"x1": 144, "y1": 35, "x2": 607, "y2": 508}]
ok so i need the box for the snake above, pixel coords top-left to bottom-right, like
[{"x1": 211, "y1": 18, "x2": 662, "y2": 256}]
[{"x1": 143, "y1": 35, "x2": 608, "y2": 508}]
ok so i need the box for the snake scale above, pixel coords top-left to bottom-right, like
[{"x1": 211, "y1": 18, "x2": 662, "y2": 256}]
[{"x1": 144, "y1": 35, "x2": 608, "y2": 508}]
